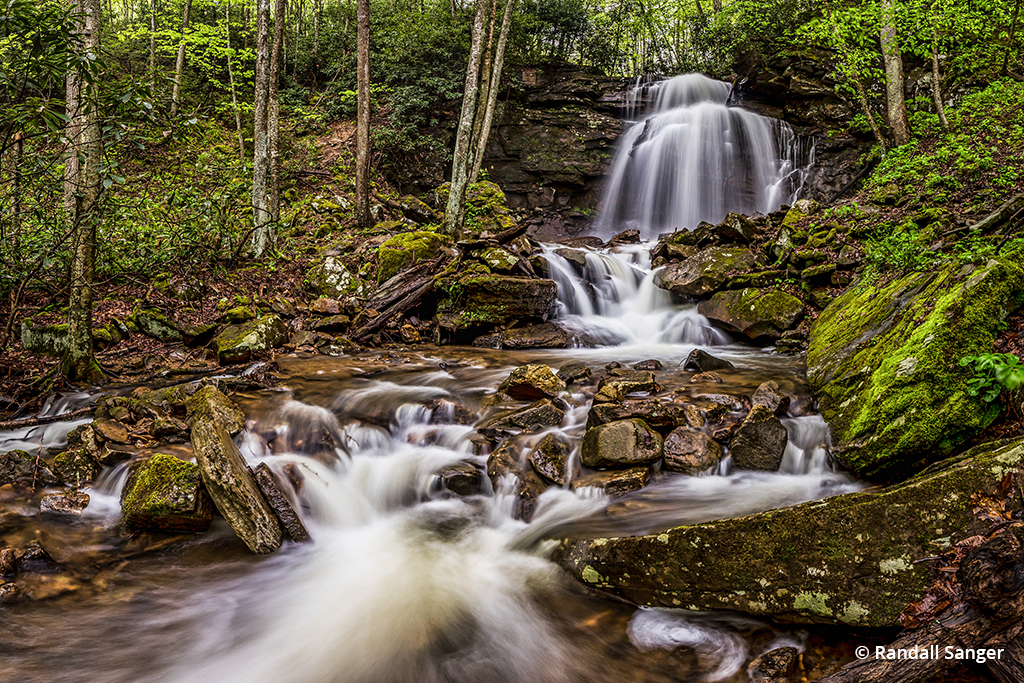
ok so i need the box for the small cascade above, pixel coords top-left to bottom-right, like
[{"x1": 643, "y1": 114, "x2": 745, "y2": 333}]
[{"x1": 596, "y1": 73, "x2": 813, "y2": 239}]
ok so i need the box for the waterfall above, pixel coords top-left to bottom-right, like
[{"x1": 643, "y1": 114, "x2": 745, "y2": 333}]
[{"x1": 596, "y1": 73, "x2": 813, "y2": 239}]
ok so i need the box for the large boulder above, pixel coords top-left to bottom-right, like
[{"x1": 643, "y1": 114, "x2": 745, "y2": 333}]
[
  {"x1": 376, "y1": 230, "x2": 451, "y2": 283},
  {"x1": 654, "y1": 247, "x2": 761, "y2": 298},
  {"x1": 556, "y1": 436, "x2": 1024, "y2": 627},
  {"x1": 436, "y1": 275, "x2": 558, "y2": 330},
  {"x1": 807, "y1": 258, "x2": 1024, "y2": 481},
  {"x1": 697, "y1": 288, "x2": 805, "y2": 340},
  {"x1": 120, "y1": 453, "x2": 214, "y2": 533},
  {"x1": 497, "y1": 364, "x2": 566, "y2": 400},
  {"x1": 306, "y1": 255, "x2": 369, "y2": 299},
  {"x1": 729, "y1": 404, "x2": 789, "y2": 471},
  {"x1": 581, "y1": 419, "x2": 663, "y2": 468},
  {"x1": 212, "y1": 315, "x2": 288, "y2": 364}
]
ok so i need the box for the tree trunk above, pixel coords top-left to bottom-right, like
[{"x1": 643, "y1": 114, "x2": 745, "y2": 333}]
[
  {"x1": 170, "y1": 0, "x2": 193, "y2": 117},
  {"x1": 470, "y1": 0, "x2": 516, "y2": 182},
  {"x1": 269, "y1": 0, "x2": 286, "y2": 226},
  {"x1": 467, "y1": 0, "x2": 498, "y2": 181},
  {"x1": 879, "y1": 0, "x2": 910, "y2": 146},
  {"x1": 931, "y1": 29, "x2": 950, "y2": 132},
  {"x1": 443, "y1": 0, "x2": 492, "y2": 238},
  {"x1": 1004, "y1": 0, "x2": 1022, "y2": 76},
  {"x1": 855, "y1": 75, "x2": 887, "y2": 150},
  {"x1": 225, "y1": 3, "x2": 246, "y2": 161},
  {"x1": 313, "y1": 0, "x2": 321, "y2": 69},
  {"x1": 149, "y1": 0, "x2": 156, "y2": 95},
  {"x1": 355, "y1": 0, "x2": 371, "y2": 230},
  {"x1": 64, "y1": 0, "x2": 104, "y2": 384},
  {"x1": 251, "y1": 0, "x2": 273, "y2": 255}
]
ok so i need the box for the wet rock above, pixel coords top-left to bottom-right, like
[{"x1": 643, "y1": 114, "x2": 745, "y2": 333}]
[
  {"x1": 120, "y1": 454, "x2": 214, "y2": 533},
  {"x1": 0, "y1": 582, "x2": 18, "y2": 602},
  {"x1": 748, "y1": 647, "x2": 798, "y2": 682},
  {"x1": 477, "y1": 398, "x2": 565, "y2": 434},
  {"x1": 571, "y1": 467, "x2": 651, "y2": 497},
  {"x1": 190, "y1": 411, "x2": 282, "y2": 554},
  {"x1": 558, "y1": 362, "x2": 591, "y2": 385},
  {"x1": 185, "y1": 385, "x2": 246, "y2": 435},
  {"x1": 254, "y1": 463, "x2": 310, "y2": 543},
  {"x1": 807, "y1": 256, "x2": 1024, "y2": 481},
  {"x1": 310, "y1": 298, "x2": 341, "y2": 315},
  {"x1": 399, "y1": 324, "x2": 421, "y2": 344},
  {"x1": 529, "y1": 433, "x2": 575, "y2": 486},
  {"x1": 689, "y1": 371, "x2": 722, "y2": 383},
  {"x1": 654, "y1": 247, "x2": 761, "y2": 298},
  {"x1": 436, "y1": 460, "x2": 486, "y2": 496},
  {"x1": 377, "y1": 231, "x2": 451, "y2": 283},
  {"x1": 730, "y1": 405, "x2": 789, "y2": 471},
  {"x1": 40, "y1": 490, "x2": 90, "y2": 515},
  {"x1": 497, "y1": 364, "x2": 566, "y2": 400},
  {"x1": 752, "y1": 381, "x2": 790, "y2": 416},
  {"x1": 212, "y1": 315, "x2": 288, "y2": 364},
  {"x1": 427, "y1": 399, "x2": 475, "y2": 425},
  {"x1": 581, "y1": 419, "x2": 663, "y2": 468},
  {"x1": 557, "y1": 436, "x2": 1024, "y2": 627},
  {"x1": 716, "y1": 212, "x2": 759, "y2": 244},
  {"x1": 682, "y1": 349, "x2": 734, "y2": 372},
  {"x1": 554, "y1": 248, "x2": 587, "y2": 270},
  {"x1": 52, "y1": 427, "x2": 103, "y2": 488},
  {"x1": 487, "y1": 440, "x2": 549, "y2": 521},
  {"x1": 632, "y1": 359, "x2": 662, "y2": 371},
  {"x1": 587, "y1": 398, "x2": 690, "y2": 431},
  {"x1": 131, "y1": 308, "x2": 185, "y2": 343},
  {"x1": 662, "y1": 428, "x2": 723, "y2": 475},
  {"x1": 697, "y1": 288, "x2": 805, "y2": 340},
  {"x1": 91, "y1": 418, "x2": 130, "y2": 444},
  {"x1": 17, "y1": 542, "x2": 58, "y2": 573},
  {"x1": 473, "y1": 322, "x2": 570, "y2": 349},
  {"x1": 0, "y1": 449, "x2": 58, "y2": 487},
  {"x1": 436, "y1": 275, "x2": 558, "y2": 330},
  {"x1": 306, "y1": 255, "x2": 369, "y2": 299},
  {"x1": 692, "y1": 392, "x2": 747, "y2": 412},
  {"x1": 0, "y1": 547, "x2": 15, "y2": 577},
  {"x1": 594, "y1": 370, "x2": 658, "y2": 403},
  {"x1": 607, "y1": 229, "x2": 640, "y2": 247}
]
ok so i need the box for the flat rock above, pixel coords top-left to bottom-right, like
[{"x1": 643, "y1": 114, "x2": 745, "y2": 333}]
[
  {"x1": 40, "y1": 490, "x2": 90, "y2": 515},
  {"x1": 436, "y1": 460, "x2": 485, "y2": 496},
  {"x1": 570, "y1": 467, "x2": 651, "y2": 497},
  {"x1": 477, "y1": 398, "x2": 565, "y2": 434},
  {"x1": 254, "y1": 463, "x2": 310, "y2": 543},
  {"x1": 654, "y1": 247, "x2": 760, "y2": 298},
  {"x1": 581, "y1": 419, "x2": 663, "y2": 469}
]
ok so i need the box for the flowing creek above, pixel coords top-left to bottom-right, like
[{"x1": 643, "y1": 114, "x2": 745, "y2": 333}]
[{"x1": 1, "y1": 75, "x2": 864, "y2": 682}]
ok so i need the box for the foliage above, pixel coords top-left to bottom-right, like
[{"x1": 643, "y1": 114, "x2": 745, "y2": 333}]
[{"x1": 960, "y1": 353, "x2": 1024, "y2": 403}]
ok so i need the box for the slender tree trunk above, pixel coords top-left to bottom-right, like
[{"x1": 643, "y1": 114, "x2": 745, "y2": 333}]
[
  {"x1": 931, "y1": 29, "x2": 950, "y2": 132},
  {"x1": 251, "y1": 0, "x2": 272, "y2": 255},
  {"x1": 65, "y1": 0, "x2": 104, "y2": 384},
  {"x1": 269, "y1": 0, "x2": 286, "y2": 226},
  {"x1": 149, "y1": 0, "x2": 156, "y2": 94},
  {"x1": 355, "y1": 0, "x2": 371, "y2": 230},
  {"x1": 1004, "y1": 0, "x2": 1021, "y2": 76},
  {"x1": 467, "y1": 0, "x2": 498, "y2": 179},
  {"x1": 879, "y1": 0, "x2": 910, "y2": 146},
  {"x1": 170, "y1": 0, "x2": 193, "y2": 117},
  {"x1": 470, "y1": 0, "x2": 516, "y2": 182},
  {"x1": 854, "y1": 76, "x2": 887, "y2": 150},
  {"x1": 225, "y1": 3, "x2": 246, "y2": 160},
  {"x1": 443, "y1": 0, "x2": 492, "y2": 238},
  {"x1": 313, "y1": 0, "x2": 321, "y2": 69}
]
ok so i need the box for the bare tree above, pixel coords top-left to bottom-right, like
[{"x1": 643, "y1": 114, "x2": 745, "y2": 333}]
[
  {"x1": 269, "y1": 0, "x2": 286, "y2": 224},
  {"x1": 170, "y1": 0, "x2": 193, "y2": 117},
  {"x1": 224, "y1": 0, "x2": 246, "y2": 160},
  {"x1": 880, "y1": 0, "x2": 910, "y2": 146},
  {"x1": 355, "y1": 0, "x2": 371, "y2": 230},
  {"x1": 470, "y1": 0, "x2": 517, "y2": 181},
  {"x1": 149, "y1": 0, "x2": 157, "y2": 95},
  {"x1": 251, "y1": 0, "x2": 273, "y2": 255},
  {"x1": 930, "y1": 28, "x2": 950, "y2": 131}
]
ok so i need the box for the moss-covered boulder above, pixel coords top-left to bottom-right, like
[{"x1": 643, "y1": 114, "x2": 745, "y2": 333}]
[
  {"x1": 556, "y1": 436, "x2": 1024, "y2": 627},
  {"x1": 52, "y1": 425, "x2": 105, "y2": 487},
  {"x1": 654, "y1": 247, "x2": 762, "y2": 298},
  {"x1": 212, "y1": 315, "x2": 288, "y2": 364},
  {"x1": 697, "y1": 288, "x2": 805, "y2": 340},
  {"x1": 397, "y1": 195, "x2": 436, "y2": 224},
  {"x1": 20, "y1": 320, "x2": 68, "y2": 356},
  {"x1": 437, "y1": 181, "x2": 517, "y2": 235},
  {"x1": 306, "y1": 256, "x2": 369, "y2": 299},
  {"x1": 475, "y1": 246, "x2": 519, "y2": 272},
  {"x1": 376, "y1": 231, "x2": 451, "y2": 283},
  {"x1": 436, "y1": 275, "x2": 558, "y2": 330},
  {"x1": 497, "y1": 364, "x2": 566, "y2": 400},
  {"x1": 807, "y1": 258, "x2": 1024, "y2": 481},
  {"x1": 0, "y1": 449, "x2": 58, "y2": 487},
  {"x1": 120, "y1": 454, "x2": 214, "y2": 533},
  {"x1": 131, "y1": 308, "x2": 185, "y2": 343}
]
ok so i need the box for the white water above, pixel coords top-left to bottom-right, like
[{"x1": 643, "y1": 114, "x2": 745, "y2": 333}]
[{"x1": 597, "y1": 73, "x2": 812, "y2": 239}]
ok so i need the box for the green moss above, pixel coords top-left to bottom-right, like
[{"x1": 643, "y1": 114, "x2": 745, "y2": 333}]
[
  {"x1": 376, "y1": 230, "x2": 450, "y2": 283},
  {"x1": 121, "y1": 453, "x2": 213, "y2": 533}
]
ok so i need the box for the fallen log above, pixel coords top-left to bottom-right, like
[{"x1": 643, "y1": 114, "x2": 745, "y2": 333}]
[
  {"x1": 0, "y1": 407, "x2": 92, "y2": 431},
  {"x1": 364, "y1": 258, "x2": 443, "y2": 312},
  {"x1": 351, "y1": 281, "x2": 433, "y2": 342}
]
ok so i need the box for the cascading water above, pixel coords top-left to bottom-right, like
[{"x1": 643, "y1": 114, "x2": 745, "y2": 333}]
[{"x1": 597, "y1": 73, "x2": 813, "y2": 239}]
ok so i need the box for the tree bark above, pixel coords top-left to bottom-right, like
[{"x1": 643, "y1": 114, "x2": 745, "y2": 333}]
[
  {"x1": 443, "y1": 0, "x2": 492, "y2": 238},
  {"x1": 1004, "y1": 0, "x2": 1021, "y2": 76},
  {"x1": 64, "y1": 0, "x2": 104, "y2": 384},
  {"x1": 269, "y1": 0, "x2": 286, "y2": 226},
  {"x1": 467, "y1": 0, "x2": 498, "y2": 180},
  {"x1": 251, "y1": 0, "x2": 273, "y2": 255},
  {"x1": 470, "y1": 0, "x2": 516, "y2": 182},
  {"x1": 930, "y1": 29, "x2": 950, "y2": 132},
  {"x1": 170, "y1": 0, "x2": 193, "y2": 117},
  {"x1": 225, "y1": 2, "x2": 246, "y2": 161},
  {"x1": 880, "y1": 0, "x2": 910, "y2": 146},
  {"x1": 149, "y1": 0, "x2": 156, "y2": 95},
  {"x1": 355, "y1": 0, "x2": 371, "y2": 230}
]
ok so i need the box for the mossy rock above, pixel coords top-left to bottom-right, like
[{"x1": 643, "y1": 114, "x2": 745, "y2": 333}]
[
  {"x1": 436, "y1": 181, "x2": 517, "y2": 236},
  {"x1": 436, "y1": 274, "x2": 558, "y2": 330},
  {"x1": 807, "y1": 258, "x2": 1024, "y2": 481},
  {"x1": 0, "y1": 449, "x2": 58, "y2": 487},
  {"x1": 376, "y1": 230, "x2": 450, "y2": 284},
  {"x1": 21, "y1": 320, "x2": 68, "y2": 356},
  {"x1": 654, "y1": 247, "x2": 762, "y2": 298},
  {"x1": 306, "y1": 256, "x2": 368, "y2": 299},
  {"x1": 475, "y1": 246, "x2": 519, "y2": 272},
  {"x1": 212, "y1": 315, "x2": 288, "y2": 364},
  {"x1": 697, "y1": 288, "x2": 804, "y2": 340},
  {"x1": 120, "y1": 454, "x2": 214, "y2": 533},
  {"x1": 555, "y1": 436, "x2": 1024, "y2": 627},
  {"x1": 131, "y1": 308, "x2": 184, "y2": 343}
]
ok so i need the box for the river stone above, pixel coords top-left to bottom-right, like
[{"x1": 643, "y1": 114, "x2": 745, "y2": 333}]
[
  {"x1": 436, "y1": 460, "x2": 485, "y2": 496},
  {"x1": 306, "y1": 255, "x2": 369, "y2": 299},
  {"x1": 689, "y1": 371, "x2": 722, "y2": 383},
  {"x1": 632, "y1": 359, "x2": 663, "y2": 371},
  {"x1": 40, "y1": 490, "x2": 90, "y2": 515},
  {"x1": 529, "y1": 433, "x2": 575, "y2": 486},
  {"x1": 662, "y1": 428, "x2": 723, "y2": 475},
  {"x1": 0, "y1": 449, "x2": 58, "y2": 487},
  {"x1": 497, "y1": 364, "x2": 566, "y2": 400},
  {"x1": 748, "y1": 647, "x2": 798, "y2": 682},
  {"x1": 52, "y1": 425, "x2": 104, "y2": 487},
  {"x1": 806, "y1": 256, "x2": 1024, "y2": 481},
  {"x1": 212, "y1": 315, "x2": 288, "y2": 365},
  {"x1": 190, "y1": 420, "x2": 282, "y2": 554},
  {"x1": 581, "y1": 419, "x2": 663, "y2": 469},
  {"x1": 91, "y1": 418, "x2": 130, "y2": 444},
  {"x1": 131, "y1": 308, "x2": 185, "y2": 343},
  {"x1": 556, "y1": 436, "x2": 1024, "y2": 627},
  {"x1": 487, "y1": 440, "x2": 549, "y2": 521},
  {"x1": 682, "y1": 349, "x2": 734, "y2": 372},
  {"x1": 185, "y1": 386, "x2": 246, "y2": 434},
  {"x1": 0, "y1": 547, "x2": 15, "y2": 577},
  {"x1": 697, "y1": 288, "x2": 805, "y2": 340},
  {"x1": 594, "y1": 370, "x2": 658, "y2": 403},
  {"x1": 558, "y1": 362, "x2": 591, "y2": 385},
  {"x1": 436, "y1": 275, "x2": 558, "y2": 329},
  {"x1": 17, "y1": 542, "x2": 59, "y2": 573},
  {"x1": 654, "y1": 247, "x2": 761, "y2": 298},
  {"x1": 729, "y1": 405, "x2": 789, "y2": 471},
  {"x1": 473, "y1": 322, "x2": 570, "y2": 350},
  {"x1": 254, "y1": 463, "x2": 310, "y2": 543},
  {"x1": 477, "y1": 398, "x2": 565, "y2": 433},
  {"x1": 751, "y1": 381, "x2": 790, "y2": 416},
  {"x1": 587, "y1": 398, "x2": 689, "y2": 431},
  {"x1": 120, "y1": 453, "x2": 214, "y2": 533},
  {"x1": 570, "y1": 467, "x2": 651, "y2": 497}
]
